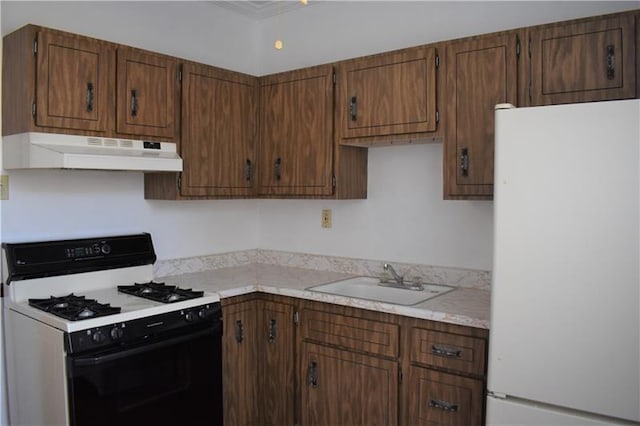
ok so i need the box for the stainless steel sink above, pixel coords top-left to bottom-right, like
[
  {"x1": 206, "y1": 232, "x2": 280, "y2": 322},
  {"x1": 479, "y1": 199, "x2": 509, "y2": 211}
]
[{"x1": 307, "y1": 276, "x2": 454, "y2": 306}]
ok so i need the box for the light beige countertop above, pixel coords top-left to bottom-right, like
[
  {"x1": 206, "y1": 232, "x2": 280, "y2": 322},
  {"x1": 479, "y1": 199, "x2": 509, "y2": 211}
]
[{"x1": 160, "y1": 263, "x2": 491, "y2": 329}]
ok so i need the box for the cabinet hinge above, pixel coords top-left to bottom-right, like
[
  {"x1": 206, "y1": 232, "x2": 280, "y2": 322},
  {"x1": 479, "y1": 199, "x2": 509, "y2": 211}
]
[
  {"x1": 528, "y1": 81, "x2": 532, "y2": 103},
  {"x1": 435, "y1": 54, "x2": 440, "y2": 68},
  {"x1": 398, "y1": 367, "x2": 403, "y2": 384},
  {"x1": 516, "y1": 40, "x2": 521, "y2": 59},
  {"x1": 528, "y1": 38, "x2": 532, "y2": 58},
  {"x1": 177, "y1": 174, "x2": 182, "y2": 192},
  {"x1": 435, "y1": 110, "x2": 440, "y2": 124},
  {"x1": 293, "y1": 311, "x2": 299, "y2": 325},
  {"x1": 33, "y1": 39, "x2": 38, "y2": 55},
  {"x1": 332, "y1": 72, "x2": 336, "y2": 85},
  {"x1": 31, "y1": 102, "x2": 36, "y2": 117},
  {"x1": 332, "y1": 175, "x2": 336, "y2": 188},
  {"x1": 178, "y1": 69, "x2": 182, "y2": 82}
]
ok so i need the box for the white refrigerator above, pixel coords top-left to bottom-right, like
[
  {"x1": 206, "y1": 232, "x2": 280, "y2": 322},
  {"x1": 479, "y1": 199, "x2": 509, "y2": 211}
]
[{"x1": 487, "y1": 99, "x2": 640, "y2": 425}]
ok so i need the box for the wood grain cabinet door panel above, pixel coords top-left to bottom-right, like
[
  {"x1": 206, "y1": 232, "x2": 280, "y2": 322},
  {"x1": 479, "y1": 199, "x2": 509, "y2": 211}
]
[
  {"x1": 529, "y1": 15, "x2": 636, "y2": 106},
  {"x1": 407, "y1": 367, "x2": 484, "y2": 426},
  {"x1": 443, "y1": 33, "x2": 519, "y2": 199},
  {"x1": 116, "y1": 47, "x2": 178, "y2": 138},
  {"x1": 181, "y1": 63, "x2": 258, "y2": 197},
  {"x1": 339, "y1": 47, "x2": 437, "y2": 139},
  {"x1": 300, "y1": 342, "x2": 398, "y2": 426},
  {"x1": 259, "y1": 65, "x2": 334, "y2": 196},
  {"x1": 36, "y1": 31, "x2": 111, "y2": 132}
]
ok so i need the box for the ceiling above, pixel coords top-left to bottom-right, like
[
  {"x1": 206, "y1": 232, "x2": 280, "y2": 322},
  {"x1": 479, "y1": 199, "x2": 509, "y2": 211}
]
[{"x1": 211, "y1": 1, "x2": 314, "y2": 20}]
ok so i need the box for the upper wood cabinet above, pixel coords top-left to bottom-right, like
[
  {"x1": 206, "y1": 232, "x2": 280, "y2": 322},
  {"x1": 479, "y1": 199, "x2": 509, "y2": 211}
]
[
  {"x1": 527, "y1": 14, "x2": 636, "y2": 106},
  {"x1": 336, "y1": 46, "x2": 439, "y2": 144},
  {"x1": 180, "y1": 63, "x2": 258, "y2": 197},
  {"x1": 116, "y1": 47, "x2": 179, "y2": 139},
  {"x1": 2, "y1": 25, "x2": 115, "y2": 136},
  {"x1": 443, "y1": 33, "x2": 520, "y2": 200},
  {"x1": 35, "y1": 31, "x2": 112, "y2": 132},
  {"x1": 259, "y1": 65, "x2": 335, "y2": 196}
]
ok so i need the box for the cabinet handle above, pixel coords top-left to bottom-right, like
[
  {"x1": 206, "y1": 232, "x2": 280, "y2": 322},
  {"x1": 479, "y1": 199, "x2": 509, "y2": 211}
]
[
  {"x1": 308, "y1": 361, "x2": 318, "y2": 388},
  {"x1": 86, "y1": 82, "x2": 94, "y2": 112},
  {"x1": 429, "y1": 399, "x2": 459, "y2": 413},
  {"x1": 460, "y1": 148, "x2": 469, "y2": 177},
  {"x1": 130, "y1": 89, "x2": 138, "y2": 117},
  {"x1": 245, "y1": 159, "x2": 253, "y2": 182},
  {"x1": 606, "y1": 45, "x2": 615, "y2": 80},
  {"x1": 349, "y1": 96, "x2": 357, "y2": 121},
  {"x1": 274, "y1": 157, "x2": 282, "y2": 181},
  {"x1": 431, "y1": 344, "x2": 462, "y2": 358},
  {"x1": 268, "y1": 319, "x2": 277, "y2": 342},
  {"x1": 235, "y1": 320, "x2": 243, "y2": 343}
]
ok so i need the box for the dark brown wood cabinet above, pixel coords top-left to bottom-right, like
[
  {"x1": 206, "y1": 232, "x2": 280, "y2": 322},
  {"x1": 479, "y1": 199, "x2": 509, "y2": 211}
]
[
  {"x1": 443, "y1": 33, "x2": 520, "y2": 200},
  {"x1": 180, "y1": 63, "x2": 258, "y2": 197},
  {"x1": 407, "y1": 367, "x2": 484, "y2": 426},
  {"x1": 300, "y1": 342, "x2": 399, "y2": 426},
  {"x1": 258, "y1": 65, "x2": 335, "y2": 197},
  {"x1": 116, "y1": 47, "x2": 179, "y2": 139},
  {"x1": 336, "y1": 46, "x2": 439, "y2": 144},
  {"x1": 2, "y1": 25, "x2": 115, "y2": 136},
  {"x1": 221, "y1": 295, "x2": 296, "y2": 426},
  {"x1": 527, "y1": 14, "x2": 636, "y2": 106}
]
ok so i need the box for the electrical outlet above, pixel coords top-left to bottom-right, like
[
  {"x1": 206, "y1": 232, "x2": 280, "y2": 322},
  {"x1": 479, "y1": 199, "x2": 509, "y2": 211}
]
[
  {"x1": 321, "y1": 209, "x2": 332, "y2": 228},
  {"x1": 0, "y1": 175, "x2": 8, "y2": 200}
]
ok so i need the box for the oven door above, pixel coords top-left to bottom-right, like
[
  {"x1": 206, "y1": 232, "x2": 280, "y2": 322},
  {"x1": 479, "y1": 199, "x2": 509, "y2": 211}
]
[{"x1": 66, "y1": 324, "x2": 222, "y2": 426}]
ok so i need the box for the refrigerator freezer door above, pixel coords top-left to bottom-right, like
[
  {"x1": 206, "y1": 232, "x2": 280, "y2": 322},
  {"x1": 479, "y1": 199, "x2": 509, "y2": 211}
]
[
  {"x1": 489, "y1": 100, "x2": 640, "y2": 422},
  {"x1": 487, "y1": 396, "x2": 634, "y2": 426}
]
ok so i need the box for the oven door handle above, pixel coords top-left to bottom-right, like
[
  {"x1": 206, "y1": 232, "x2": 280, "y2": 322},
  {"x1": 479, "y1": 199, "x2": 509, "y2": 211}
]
[{"x1": 69, "y1": 327, "x2": 217, "y2": 368}]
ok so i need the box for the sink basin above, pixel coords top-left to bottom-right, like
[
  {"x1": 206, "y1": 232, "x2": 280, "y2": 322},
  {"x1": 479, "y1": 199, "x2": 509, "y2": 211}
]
[{"x1": 307, "y1": 276, "x2": 454, "y2": 306}]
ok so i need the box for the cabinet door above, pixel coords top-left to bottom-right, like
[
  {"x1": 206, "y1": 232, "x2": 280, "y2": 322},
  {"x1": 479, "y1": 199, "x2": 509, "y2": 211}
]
[
  {"x1": 116, "y1": 47, "x2": 178, "y2": 139},
  {"x1": 260, "y1": 301, "x2": 295, "y2": 426},
  {"x1": 300, "y1": 342, "x2": 398, "y2": 426},
  {"x1": 443, "y1": 34, "x2": 519, "y2": 199},
  {"x1": 35, "y1": 31, "x2": 111, "y2": 132},
  {"x1": 529, "y1": 15, "x2": 636, "y2": 106},
  {"x1": 181, "y1": 63, "x2": 258, "y2": 197},
  {"x1": 259, "y1": 65, "x2": 334, "y2": 196},
  {"x1": 338, "y1": 47, "x2": 437, "y2": 139},
  {"x1": 407, "y1": 367, "x2": 484, "y2": 426},
  {"x1": 222, "y1": 300, "x2": 261, "y2": 426}
]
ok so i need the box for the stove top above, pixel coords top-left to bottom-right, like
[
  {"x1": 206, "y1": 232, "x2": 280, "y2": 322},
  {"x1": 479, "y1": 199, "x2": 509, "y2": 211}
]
[
  {"x1": 117, "y1": 281, "x2": 204, "y2": 303},
  {"x1": 28, "y1": 294, "x2": 122, "y2": 321}
]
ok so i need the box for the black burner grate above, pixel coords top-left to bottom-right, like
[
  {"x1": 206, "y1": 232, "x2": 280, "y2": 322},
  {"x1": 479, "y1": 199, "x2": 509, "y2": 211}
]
[
  {"x1": 29, "y1": 294, "x2": 121, "y2": 321},
  {"x1": 117, "y1": 281, "x2": 204, "y2": 303}
]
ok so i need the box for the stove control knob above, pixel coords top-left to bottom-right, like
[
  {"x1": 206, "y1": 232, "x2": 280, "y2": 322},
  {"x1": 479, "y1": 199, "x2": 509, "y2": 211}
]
[
  {"x1": 110, "y1": 327, "x2": 124, "y2": 341},
  {"x1": 185, "y1": 311, "x2": 196, "y2": 322},
  {"x1": 92, "y1": 330, "x2": 106, "y2": 344},
  {"x1": 198, "y1": 309, "x2": 208, "y2": 320},
  {"x1": 101, "y1": 243, "x2": 112, "y2": 255}
]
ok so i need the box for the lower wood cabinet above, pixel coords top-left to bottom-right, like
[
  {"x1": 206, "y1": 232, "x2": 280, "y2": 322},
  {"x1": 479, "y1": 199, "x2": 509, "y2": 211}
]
[
  {"x1": 300, "y1": 342, "x2": 398, "y2": 426},
  {"x1": 222, "y1": 294, "x2": 488, "y2": 426}
]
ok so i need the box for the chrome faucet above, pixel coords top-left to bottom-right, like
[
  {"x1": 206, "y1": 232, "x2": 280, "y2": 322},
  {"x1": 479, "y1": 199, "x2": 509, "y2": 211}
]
[{"x1": 383, "y1": 263, "x2": 404, "y2": 284}]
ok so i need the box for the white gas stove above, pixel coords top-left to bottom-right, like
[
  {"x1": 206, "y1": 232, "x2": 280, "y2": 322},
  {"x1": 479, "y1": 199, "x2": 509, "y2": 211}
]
[{"x1": 2, "y1": 233, "x2": 223, "y2": 426}]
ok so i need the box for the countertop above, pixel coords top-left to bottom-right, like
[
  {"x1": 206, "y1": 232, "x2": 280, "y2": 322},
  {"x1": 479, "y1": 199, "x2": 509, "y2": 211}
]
[{"x1": 160, "y1": 263, "x2": 490, "y2": 329}]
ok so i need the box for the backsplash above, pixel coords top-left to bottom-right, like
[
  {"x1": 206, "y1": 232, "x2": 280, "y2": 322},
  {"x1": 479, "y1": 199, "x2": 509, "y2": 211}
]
[{"x1": 154, "y1": 250, "x2": 491, "y2": 291}]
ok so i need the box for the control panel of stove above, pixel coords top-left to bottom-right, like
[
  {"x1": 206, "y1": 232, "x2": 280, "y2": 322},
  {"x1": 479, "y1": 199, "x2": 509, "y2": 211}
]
[{"x1": 65, "y1": 241, "x2": 111, "y2": 259}]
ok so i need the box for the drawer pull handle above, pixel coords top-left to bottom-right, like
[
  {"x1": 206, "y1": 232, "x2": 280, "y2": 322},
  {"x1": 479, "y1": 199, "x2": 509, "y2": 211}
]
[
  {"x1": 130, "y1": 89, "x2": 138, "y2": 117},
  {"x1": 86, "y1": 82, "x2": 94, "y2": 112},
  {"x1": 274, "y1": 157, "x2": 282, "y2": 181},
  {"x1": 606, "y1": 44, "x2": 615, "y2": 80},
  {"x1": 268, "y1": 319, "x2": 277, "y2": 342},
  {"x1": 429, "y1": 399, "x2": 459, "y2": 412},
  {"x1": 308, "y1": 361, "x2": 318, "y2": 388},
  {"x1": 245, "y1": 159, "x2": 253, "y2": 182},
  {"x1": 235, "y1": 320, "x2": 243, "y2": 343},
  {"x1": 349, "y1": 96, "x2": 357, "y2": 121},
  {"x1": 431, "y1": 345, "x2": 462, "y2": 358},
  {"x1": 460, "y1": 148, "x2": 469, "y2": 177}
]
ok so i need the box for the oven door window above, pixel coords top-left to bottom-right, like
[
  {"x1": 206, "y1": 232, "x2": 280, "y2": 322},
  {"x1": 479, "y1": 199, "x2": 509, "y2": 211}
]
[{"x1": 67, "y1": 327, "x2": 222, "y2": 426}]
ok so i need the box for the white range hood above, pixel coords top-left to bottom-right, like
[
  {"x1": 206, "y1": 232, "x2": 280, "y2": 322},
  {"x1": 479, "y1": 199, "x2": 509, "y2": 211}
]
[{"x1": 2, "y1": 132, "x2": 183, "y2": 172}]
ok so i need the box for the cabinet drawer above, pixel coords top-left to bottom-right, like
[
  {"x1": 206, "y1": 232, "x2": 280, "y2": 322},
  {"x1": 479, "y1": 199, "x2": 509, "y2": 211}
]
[
  {"x1": 407, "y1": 367, "x2": 484, "y2": 426},
  {"x1": 300, "y1": 308, "x2": 399, "y2": 358},
  {"x1": 410, "y1": 328, "x2": 485, "y2": 376}
]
